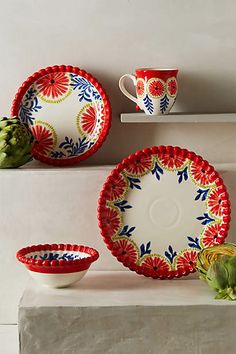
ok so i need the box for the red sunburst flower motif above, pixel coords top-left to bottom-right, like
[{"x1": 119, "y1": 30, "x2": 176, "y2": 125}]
[
  {"x1": 167, "y1": 77, "x2": 177, "y2": 97},
  {"x1": 125, "y1": 155, "x2": 153, "y2": 176},
  {"x1": 112, "y1": 238, "x2": 138, "y2": 264},
  {"x1": 100, "y1": 208, "x2": 121, "y2": 236},
  {"x1": 207, "y1": 188, "x2": 223, "y2": 217},
  {"x1": 32, "y1": 124, "x2": 54, "y2": 155},
  {"x1": 136, "y1": 79, "x2": 145, "y2": 97},
  {"x1": 148, "y1": 78, "x2": 165, "y2": 98},
  {"x1": 106, "y1": 175, "x2": 127, "y2": 202},
  {"x1": 80, "y1": 104, "x2": 97, "y2": 135},
  {"x1": 176, "y1": 250, "x2": 198, "y2": 272},
  {"x1": 158, "y1": 153, "x2": 187, "y2": 170},
  {"x1": 36, "y1": 72, "x2": 69, "y2": 99},
  {"x1": 190, "y1": 162, "x2": 212, "y2": 186},
  {"x1": 201, "y1": 223, "x2": 224, "y2": 247},
  {"x1": 141, "y1": 256, "x2": 171, "y2": 274}
]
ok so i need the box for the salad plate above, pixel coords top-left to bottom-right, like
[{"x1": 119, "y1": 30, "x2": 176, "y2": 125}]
[
  {"x1": 98, "y1": 146, "x2": 231, "y2": 279},
  {"x1": 11, "y1": 65, "x2": 111, "y2": 166}
]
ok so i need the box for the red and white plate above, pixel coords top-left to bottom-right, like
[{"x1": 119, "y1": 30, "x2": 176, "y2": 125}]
[
  {"x1": 11, "y1": 65, "x2": 111, "y2": 166},
  {"x1": 98, "y1": 146, "x2": 231, "y2": 279}
]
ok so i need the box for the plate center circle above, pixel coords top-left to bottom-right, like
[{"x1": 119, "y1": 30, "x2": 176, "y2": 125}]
[{"x1": 149, "y1": 197, "x2": 180, "y2": 228}]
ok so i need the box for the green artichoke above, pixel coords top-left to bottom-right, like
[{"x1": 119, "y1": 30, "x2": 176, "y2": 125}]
[
  {"x1": 206, "y1": 255, "x2": 236, "y2": 300},
  {"x1": 0, "y1": 117, "x2": 34, "y2": 168},
  {"x1": 206, "y1": 257, "x2": 228, "y2": 291},
  {"x1": 197, "y1": 244, "x2": 236, "y2": 300},
  {"x1": 196, "y1": 243, "x2": 236, "y2": 280}
]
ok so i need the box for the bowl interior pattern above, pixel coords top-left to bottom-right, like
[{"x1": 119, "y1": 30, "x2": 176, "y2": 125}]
[
  {"x1": 27, "y1": 250, "x2": 90, "y2": 261},
  {"x1": 16, "y1": 244, "x2": 99, "y2": 274}
]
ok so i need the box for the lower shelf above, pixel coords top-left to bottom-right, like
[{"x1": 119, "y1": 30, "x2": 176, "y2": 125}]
[
  {"x1": 20, "y1": 270, "x2": 232, "y2": 308},
  {"x1": 0, "y1": 325, "x2": 18, "y2": 354},
  {"x1": 19, "y1": 271, "x2": 236, "y2": 354}
]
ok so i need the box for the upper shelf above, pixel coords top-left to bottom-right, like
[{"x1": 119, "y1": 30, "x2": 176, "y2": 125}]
[
  {"x1": 121, "y1": 112, "x2": 236, "y2": 123},
  {"x1": 0, "y1": 160, "x2": 114, "y2": 172},
  {"x1": 0, "y1": 161, "x2": 235, "y2": 172}
]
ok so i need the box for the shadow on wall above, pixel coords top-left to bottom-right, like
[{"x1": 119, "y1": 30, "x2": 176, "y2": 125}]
[{"x1": 81, "y1": 69, "x2": 236, "y2": 165}]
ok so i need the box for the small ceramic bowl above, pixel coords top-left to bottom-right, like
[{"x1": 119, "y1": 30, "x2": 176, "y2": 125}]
[{"x1": 16, "y1": 244, "x2": 99, "y2": 288}]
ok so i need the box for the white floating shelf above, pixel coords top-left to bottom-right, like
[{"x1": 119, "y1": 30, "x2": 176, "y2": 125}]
[
  {"x1": 121, "y1": 112, "x2": 236, "y2": 123},
  {"x1": 1, "y1": 160, "x2": 236, "y2": 172},
  {"x1": 0, "y1": 160, "x2": 114, "y2": 172}
]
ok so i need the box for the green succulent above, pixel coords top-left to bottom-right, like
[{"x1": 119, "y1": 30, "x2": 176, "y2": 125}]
[{"x1": 0, "y1": 117, "x2": 34, "y2": 168}]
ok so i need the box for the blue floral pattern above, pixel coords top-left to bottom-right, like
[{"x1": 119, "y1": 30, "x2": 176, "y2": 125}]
[
  {"x1": 187, "y1": 236, "x2": 201, "y2": 250},
  {"x1": 160, "y1": 95, "x2": 169, "y2": 114},
  {"x1": 143, "y1": 94, "x2": 154, "y2": 114},
  {"x1": 165, "y1": 245, "x2": 177, "y2": 263},
  {"x1": 70, "y1": 74, "x2": 102, "y2": 102},
  {"x1": 151, "y1": 161, "x2": 164, "y2": 180},
  {"x1": 30, "y1": 252, "x2": 83, "y2": 261},
  {"x1": 140, "y1": 241, "x2": 152, "y2": 257},
  {"x1": 51, "y1": 137, "x2": 94, "y2": 158},
  {"x1": 177, "y1": 166, "x2": 188, "y2": 183},
  {"x1": 195, "y1": 188, "x2": 209, "y2": 201},
  {"x1": 196, "y1": 213, "x2": 215, "y2": 225},
  {"x1": 19, "y1": 88, "x2": 42, "y2": 125},
  {"x1": 119, "y1": 225, "x2": 136, "y2": 237},
  {"x1": 127, "y1": 177, "x2": 141, "y2": 190},
  {"x1": 114, "y1": 200, "x2": 132, "y2": 212}
]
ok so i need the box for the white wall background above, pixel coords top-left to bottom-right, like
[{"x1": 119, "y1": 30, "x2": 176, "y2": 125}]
[
  {"x1": 1, "y1": 0, "x2": 236, "y2": 332},
  {"x1": 1, "y1": 0, "x2": 236, "y2": 164}
]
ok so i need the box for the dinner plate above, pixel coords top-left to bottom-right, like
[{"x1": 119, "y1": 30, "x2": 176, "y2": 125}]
[
  {"x1": 98, "y1": 146, "x2": 231, "y2": 279},
  {"x1": 11, "y1": 65, "x2": 111, "y2": 166}
]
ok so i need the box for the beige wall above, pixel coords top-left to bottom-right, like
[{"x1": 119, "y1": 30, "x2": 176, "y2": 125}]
[{"x1": 1, "y1": 0, "x2": 236, "y2": 165}]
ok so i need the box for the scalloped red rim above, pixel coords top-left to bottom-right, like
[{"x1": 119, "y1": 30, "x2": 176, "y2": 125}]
[
  {"x1": 97, "y1": 145, "x2": 231, "y2": 279},
  {"x1": 11, "y1": 65, "x2": 112, "y2": 166},
  {"x1": 16, "y1": 243, "x2": 99, "y2": 274}
]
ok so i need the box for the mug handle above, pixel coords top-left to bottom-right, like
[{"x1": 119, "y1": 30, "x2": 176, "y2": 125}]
[{"x1": 119, "y1": 74, "x2": 138, "y2": 104}]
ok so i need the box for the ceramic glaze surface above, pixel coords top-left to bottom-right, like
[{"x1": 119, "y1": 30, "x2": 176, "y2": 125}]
[
  {"x1": 11, "y1": 65, "x2": 111, "y2": 166},
  {"x1": 28, "y1": 269, "x2": 88, "y2": 288},
  {"x1": 124, "y1": 170, "x2": 206, "y2": 255},
  {"x1": 98, "y1": 146, "x2": 231, "y2": 279}
]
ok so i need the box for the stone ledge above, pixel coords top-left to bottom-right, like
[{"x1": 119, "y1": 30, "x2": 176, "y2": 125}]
[{"x1": 19, "y1": 271, "x2": 236, "y2": 354}]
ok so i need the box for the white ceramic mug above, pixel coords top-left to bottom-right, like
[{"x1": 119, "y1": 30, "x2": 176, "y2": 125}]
[{"x1": 119, "y1": 68, "x2": 178, "y2": 115}]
